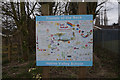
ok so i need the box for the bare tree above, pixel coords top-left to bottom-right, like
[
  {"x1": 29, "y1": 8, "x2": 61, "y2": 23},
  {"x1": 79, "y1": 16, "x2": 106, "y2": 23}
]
[{"x1": 2, "y1": 1, "x2": 37, "y2": 61}]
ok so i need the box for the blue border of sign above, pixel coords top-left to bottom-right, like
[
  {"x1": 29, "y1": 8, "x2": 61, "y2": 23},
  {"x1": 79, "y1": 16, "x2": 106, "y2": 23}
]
[
  {"x1": 36, "y1": 61, "x2": 92, "y2": 66},
  {"x1": 36, "y1": 15, "x2": 93, "y2": 21}
]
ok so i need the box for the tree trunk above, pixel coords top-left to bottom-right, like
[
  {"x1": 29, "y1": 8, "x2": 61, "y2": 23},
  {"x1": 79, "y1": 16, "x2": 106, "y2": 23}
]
[
  {"x1": 20, "y1": 2, "x2": 29, "y2": 61},
  {"x1": 21, "y1": 24, "x2": 29, "y2": 61}
]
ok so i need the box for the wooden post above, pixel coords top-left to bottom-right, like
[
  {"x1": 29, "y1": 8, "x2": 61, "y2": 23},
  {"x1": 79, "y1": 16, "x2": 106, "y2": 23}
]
[
  {"x1": 41, "y1": 4, "x2": 49, "y2": 16},
  {"x1": 77, "y1": 2, "x2": 87, "y2": 79},
  {"x1": 77, "y1": 2, "x2": 87, "y2": 15},
  {"x1": 41, "y1": 3, "x2": 50, "y2": 79}
]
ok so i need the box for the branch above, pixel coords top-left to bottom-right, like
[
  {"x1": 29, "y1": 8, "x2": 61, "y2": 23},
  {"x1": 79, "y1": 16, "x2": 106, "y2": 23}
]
[
  {"x1": 97, "y1": 0, "x2": 108, "y2": 7},
  {"x1": 53, "y1": 2, "x2": 59, "y2": 15},
  {"x1": 17, "y1": 2, "x2": 20, "y2": 20},
  {"x1": 95, "y1": 6, "x2": 103, "y2": 16},
  {"x1": 10, "y1": 2, "x2": 19, "y2": 26},
  {"x1": 29, "y1": 2, "x2": 37, "y2": 16},
  {"x1": 2, "y1": 8, "x2": 12, "y2": 16},
  {"x1": 2, "y1": 4, "x2": 19, "y2": 24},
  {"x1": 65, "y1": 2, "x2": 69, "y2": 14},
  {"x1": 10, "y1": 2, "x2": 18, "y2": 21}
]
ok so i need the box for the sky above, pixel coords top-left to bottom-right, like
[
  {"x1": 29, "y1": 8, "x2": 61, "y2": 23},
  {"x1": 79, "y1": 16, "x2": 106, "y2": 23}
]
[
  {"x1": 1, "y1": 0, "x2": 119, "y2": 25},
  {"x1": 98, "y1": 0, "x2": 119, "y2": 25}
]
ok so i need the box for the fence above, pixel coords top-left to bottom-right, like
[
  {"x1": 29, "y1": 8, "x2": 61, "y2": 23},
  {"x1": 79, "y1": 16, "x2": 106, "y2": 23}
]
[
  {"x1": 94, "y1": 29, "x2": 119, "y2": 53},
  {"x1": 2, "y1": 44, "x2": 18, "y2": 61}
]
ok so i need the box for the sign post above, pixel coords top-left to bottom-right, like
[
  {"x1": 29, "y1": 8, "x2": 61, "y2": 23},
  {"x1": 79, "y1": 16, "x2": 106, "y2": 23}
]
[
  {"x1": 36, "y1": 3, "x2": 93, "y2": 78},
  {"x1": 78, "y1": 2, "x2": 87, "y2": 79},
  {"x1": 40, "y1": 4, "x2": 50, "y2": 78}
]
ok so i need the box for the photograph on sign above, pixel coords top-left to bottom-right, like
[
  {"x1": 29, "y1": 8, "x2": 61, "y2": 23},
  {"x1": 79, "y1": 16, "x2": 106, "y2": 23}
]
[{"x1": 36, "y1": 15, "x2": 93, "y2": 66}]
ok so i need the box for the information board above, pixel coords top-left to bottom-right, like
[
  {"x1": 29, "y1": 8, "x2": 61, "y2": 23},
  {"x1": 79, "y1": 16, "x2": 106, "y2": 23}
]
[{"x1": 36, "y1": 15, "x2": 93, "y2": 66}]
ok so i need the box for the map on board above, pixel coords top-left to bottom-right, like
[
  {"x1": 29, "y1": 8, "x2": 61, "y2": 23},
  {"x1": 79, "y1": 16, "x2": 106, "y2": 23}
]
[{"x1": 36, "y1": 15, "x2": 93, "y2": 66}]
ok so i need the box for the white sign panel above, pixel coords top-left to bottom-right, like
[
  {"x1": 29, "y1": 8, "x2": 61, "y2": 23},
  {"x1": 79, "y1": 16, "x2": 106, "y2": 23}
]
[{"x1": 36, "y1": 15, "x2": 93, "y2": 66}]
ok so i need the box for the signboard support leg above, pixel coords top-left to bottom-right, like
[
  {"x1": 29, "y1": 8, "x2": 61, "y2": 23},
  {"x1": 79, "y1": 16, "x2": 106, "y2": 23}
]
[
  {"x1": 78, "y1": 2, "x2": 87, "y2": 79},
  {"x1": 41, "y1": 3, "x2": 50, "y2": 79},
  {"x1": 78, "y1": 67, "x2": 87, "y2": 78},
  {"x1": 42, "y1": 66, "x2": 50, "y2": 78}
]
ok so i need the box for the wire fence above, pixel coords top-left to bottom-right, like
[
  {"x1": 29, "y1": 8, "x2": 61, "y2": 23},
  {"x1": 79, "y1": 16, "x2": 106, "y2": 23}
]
[{"x1": 94, "y1": 29, "x2": 119, "y2": 53}]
